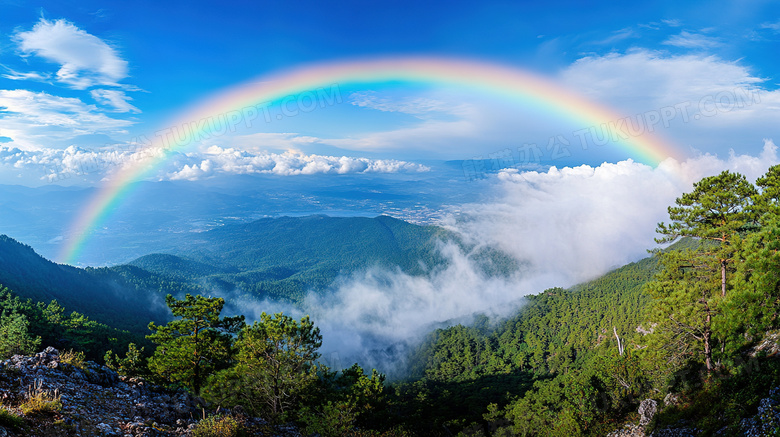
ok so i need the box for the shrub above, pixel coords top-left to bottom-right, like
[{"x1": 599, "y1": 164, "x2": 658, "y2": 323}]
[
  {"x1": 191, "y1": 414, "x2": 244, "y2": 437},
  {"x1": 19, "y1": 380, "x2": 62, "y2": 415},
  {"x1": 59, "y1": 349, "x2": 87, "y2": 371},
  {"x1": 104, "y1": 343, "x2": 147, "y2": 376}
]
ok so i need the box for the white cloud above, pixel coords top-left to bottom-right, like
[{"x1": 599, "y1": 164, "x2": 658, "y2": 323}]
[
  {"x1": 1, "y1": 68, "x2": 51, "y2": 82},
  {"x1": 593, "y1": 27, "x2": 637, "y2": 45},
  {"x1": 224, "y1": 132, "x2": 322, "y2": 152},
  {"x1": 0, "y1": 144, "x2": 135, "y2": 184},
  {"x1": 0, "y1": 142, "x2": 430, "y2": 185},
  {"x1": 304, "y1": 243, "x2": 529, "y2": 374},
  {"x1": 661, "y1": 19, "x2": 683, "y2": 28},
  {"x1": 166, "y1": 146, "x2": 429, "y2": 180},
  {"x1": 559, "y1": 50, "x2": 780, "y2": 152},
  {"x1": 663, "y1": 30, "x2": 723, "y2": 49},
  {"x1": 0, "y1": 89, "x2": 134, "y2": 149},
  {"x1": 282, "y1": 142, "x2": 780, "y2": 372},
  {"x1": 562, "y1": 51, "x2": 762, "y2": 104},
  {"x1": 324, "y1": 92, "x2": 484, "y2": 153},
  {"x1": 324, "y1": 118, "x2": 479, "y2": 152},
  {"x1": 760, "y1": 21, "x2": 780, "y2": 32},
  {"x1": 90, "y1": 89, "x2": 140, "y2": 113},
  {"x1": 324, "y1": 53, "x2": 779, "y2": 160},
  {"x1": 454, "y1": 140, "x2": 780, "y2": 287},
  {"x1": 349, "y1": 92, "x2": 470, "y2": 118},
  {"x1": 14, "y1": 18, "x2": 129, "y2": 89}
]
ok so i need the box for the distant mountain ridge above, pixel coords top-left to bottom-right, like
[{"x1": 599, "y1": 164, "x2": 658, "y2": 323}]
[
  {"x1": 172, "y1": 214, "x2": 446, "y2": 270},
  {"x1": 0, "y1": 215, "x2": 456, "y2": 330},
  {"x1": 0, "y1": 235, "x2": 172, "y2": 333},
  {"x1": 0, "y1": 215, "x2": 518, "y2": 335},
  {"x1": 130, "y1": 215, "x2": 455, "y2": 302}
]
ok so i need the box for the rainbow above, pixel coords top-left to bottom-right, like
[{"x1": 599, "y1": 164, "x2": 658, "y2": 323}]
[{"x1": 59, "y1": 56, "x2": 683, "y2": 265}]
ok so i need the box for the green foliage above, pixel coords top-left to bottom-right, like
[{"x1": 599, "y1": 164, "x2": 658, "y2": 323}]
[
  {"x1": 299, "y1": 401, "x2": 359, "y2": 437},
  {"x1": 0, "y1": 407, "x2": 24, "y2": 430},
  {"x1": 7, "y1": 175, "x2": 780, "y2": 436},
  {"x1": 643, "y1": 247, "x2": 721, "y2": 372},
  {"x1": 656, "y1": 170, "x2": 757, "y2": 302},
  {"x1": 191, "y1": 414, "x2": 245, "y2": 437},
  {"x1": 396, "y1": 255, "x2": 656, "y2": 435},
  {"x1": 656, "y1": 170, "x2": 756, "y2": 244},
  {"x1": 104, "y1": 342, "x2": 148, "y2": 376},
  {"x1": 653, "y1": 353, "x2": 780, "y2": 434},
  {"x1": 203, "y1": 312, "x2": 321, "y2": 422},
  {"x1": 0, "y1": 311, "x2": 40, "y2": 359},
  {"x1": 59, "y1": 349, "x2": 87, "y2": 370},
  {"x1": 491, "y1": 352, "x2": 648, "y2": 437},
  {"x1": 147, "y1": 294, "x2": 245, "y2": 393},
  {"x1": 391, "y1": 373, "x2": 535, "y2": 435},
  {"x1": 722, "y1": 217, "x2": 780, "y2": 351},
  {"x1": 126, "y1": 215, "x2": 514, "y2": 305},
  {"x1": 0, "y1": 235, "x2": 172, "y2": 334},
  {"x1": 299, "y1": 364, "x2": 387, "y2": 436},
  {"x1": 0, "y1": 285, "x2": 138, "y2": 361},
  {"x1": 753, "y1": 163, "x2": 780, "y2": 220}
]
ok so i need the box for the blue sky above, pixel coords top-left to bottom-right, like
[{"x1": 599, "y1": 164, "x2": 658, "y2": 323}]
[{"x1": 0, "y1": 0, "x2": 779, "y2": 185}]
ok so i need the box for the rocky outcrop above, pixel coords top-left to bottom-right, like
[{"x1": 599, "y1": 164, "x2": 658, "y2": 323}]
[
  {"x1": 607, "y1": 423, "x2": 646, "y2": 437},
  {"x1": 0, "y1": 347, "x2": 287, "y2": 436},
  {"x1": 606, "y1": 398, "x2": 697, "y2": 437},
  {"x1": 741, "y1": 386, "x2": 780, "y2": 436},
  {"x1": 638, "y1": 399, "x2": 658, "y2": 426},
  {"x1": 749, "y1": 331, "x2": 780, "y2": 358}
]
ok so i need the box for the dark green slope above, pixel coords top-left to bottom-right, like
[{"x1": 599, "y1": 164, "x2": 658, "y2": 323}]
[
  {"x1": 128, "y1": 253, "x2": 234, "y2": 280},
  {"x1": 396, "y1": 254, "x2": 658, "y2": 434},
  {"x1": 412, "y1": 255, "x2": 657, "y2": 381},
  {"x1": 129, "y1": 215, "x2": 456, "y2": 302},
  {"x1": 179, "y1": 215, "x2": 447, "y2": 273},
  {"x1": 0, "y1": 215, "x2": 454, "y2": 334},
  {"x1": 0, "y1": 235, "x2": 170, "y2": 333}
]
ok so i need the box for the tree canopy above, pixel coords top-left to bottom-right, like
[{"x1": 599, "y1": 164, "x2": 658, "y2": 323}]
[{"x1": 147, "y1": 294, "x2": 244, "y2": 393}]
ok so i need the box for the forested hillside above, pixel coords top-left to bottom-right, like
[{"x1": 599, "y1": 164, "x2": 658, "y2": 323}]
[
  {"x1": 147, "y1": 215, "x2": 452, "y2": 302},
  {"x1": 4, "y1": 168, "x2": 780, "y2": 435},
  {"x1": 0, "y1": 235, "x2": 171, "y2": 333},
  {"x1": 400, "y1": 168, "x2": 780, "y2": 436},
  {"x1": 128, "y1": 214, "x2": 517, "y2": 303},
  {"x1": 0, "y1": 216, "x2": 472, "y2": 332},
  {"x1": 392, "y1": 254, "x2": 657, "y2": 434}
]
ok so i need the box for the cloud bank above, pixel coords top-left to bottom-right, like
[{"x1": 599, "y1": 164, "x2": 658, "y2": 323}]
[
  {"x1": 293, "y1": 141, "x2": 780, "y2": 375},
  {"x1": 166, "y1": 146, "x2": 430, "y2": 180},
  {"x1": 0, "y1": 144, "x2": 429, "y2": 185}
]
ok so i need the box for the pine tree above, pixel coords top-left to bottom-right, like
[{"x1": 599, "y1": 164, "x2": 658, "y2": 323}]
[
  {"x1": 203, "y1": 312, "x2": 322, "y2": 421},
  {"x1": 656, "y1": 170, "x2": 756, "y2": 297},
  {"x1": 645, "y1": 248, "x2": 721, "y2": 371},
  {"x1": 754, "y1": 164, "x2": 780, "y2": 220},
  {"x1": 147, "y1": 294, "x2": 244, "y2": 393}
]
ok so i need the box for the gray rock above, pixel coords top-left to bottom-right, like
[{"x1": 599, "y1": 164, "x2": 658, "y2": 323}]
[
  {"x1": 0, "y1": 346, "x2": 291, "y2": 436},
  {"x1": 639, "y1": 399, "x2": 658, "y2": 426},
  {"x1": 95, "y1": 423, "x2": 117, "y2": 435},
  {"x1": 663, "y1": 392, "x2": 680, "y2": 407},
  {"x1": 607, "y1": 424, "x2": 646, "y2": 437},
  {"x1": 741, "y1": 385, "x2": 780, "y2": 436},
  {"x1": 649, "y1": 428, "x2": 698, "y2": 437}
]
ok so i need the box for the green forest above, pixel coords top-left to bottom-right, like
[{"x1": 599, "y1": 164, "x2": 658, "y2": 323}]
[{"x1": 2, "y1": 167, "x2": 780, "y2": 435}]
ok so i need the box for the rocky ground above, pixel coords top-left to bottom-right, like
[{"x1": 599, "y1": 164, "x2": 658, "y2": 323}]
[
  {"x1": 607, "y1": 388, "x2": 780, "y2": 437},
  {"x1": 0, "y1": 347, "x2": 299, "y2": 436}
]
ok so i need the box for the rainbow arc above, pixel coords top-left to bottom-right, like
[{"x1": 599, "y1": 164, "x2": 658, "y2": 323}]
[{"x1": 59, "y1": 56, "x2": 683, "y2": 264}]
